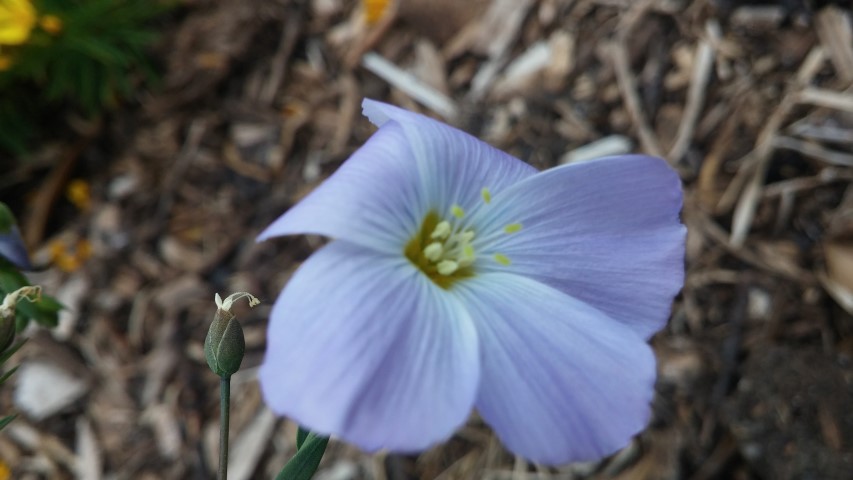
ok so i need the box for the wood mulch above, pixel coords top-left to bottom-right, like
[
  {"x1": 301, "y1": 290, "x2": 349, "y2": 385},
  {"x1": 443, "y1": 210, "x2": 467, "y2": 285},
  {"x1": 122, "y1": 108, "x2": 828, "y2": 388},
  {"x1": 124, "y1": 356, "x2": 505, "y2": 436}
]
[{"x1": 2, "y1": 0, "x2": 853, "y2": 478}]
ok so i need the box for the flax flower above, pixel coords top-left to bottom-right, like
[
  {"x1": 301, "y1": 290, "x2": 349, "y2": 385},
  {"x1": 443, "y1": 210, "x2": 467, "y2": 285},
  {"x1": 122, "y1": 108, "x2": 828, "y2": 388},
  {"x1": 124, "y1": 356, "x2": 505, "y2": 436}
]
[{"x1": 258, "y1": 99, "x2": 685, "y2": 464}]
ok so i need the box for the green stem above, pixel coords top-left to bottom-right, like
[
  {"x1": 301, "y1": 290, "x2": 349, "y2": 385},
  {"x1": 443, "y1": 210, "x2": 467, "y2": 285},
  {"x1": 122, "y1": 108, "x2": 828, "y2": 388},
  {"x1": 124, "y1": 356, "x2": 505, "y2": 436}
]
[{"x1": 219, "y1": 375, "x2": 231, "y2": 480}]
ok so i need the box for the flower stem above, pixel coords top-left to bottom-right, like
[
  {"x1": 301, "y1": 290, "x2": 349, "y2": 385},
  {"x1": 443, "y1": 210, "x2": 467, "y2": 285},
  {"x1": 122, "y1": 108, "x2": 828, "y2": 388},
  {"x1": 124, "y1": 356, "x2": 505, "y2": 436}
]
[{"x1": 219, "y1": 375, "x2": 231, "y2": 480}]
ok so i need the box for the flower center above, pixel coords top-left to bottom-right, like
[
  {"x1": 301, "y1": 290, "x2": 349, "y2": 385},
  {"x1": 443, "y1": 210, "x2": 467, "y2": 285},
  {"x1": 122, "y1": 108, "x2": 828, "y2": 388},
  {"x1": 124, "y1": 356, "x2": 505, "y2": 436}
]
[
  {"x1": 405, "y1": 189, "x2": 523, "y2": 289},
  {"x1": 405, "y1": 208, "x2": 477, "y2": 289}
]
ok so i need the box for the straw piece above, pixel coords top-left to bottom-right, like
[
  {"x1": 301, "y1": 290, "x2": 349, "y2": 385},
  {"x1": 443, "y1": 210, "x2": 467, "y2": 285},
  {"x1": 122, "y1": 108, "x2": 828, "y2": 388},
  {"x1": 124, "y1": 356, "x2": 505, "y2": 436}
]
[{"x1": 361, "y1": 52, "x2": 459, "y2": 120}]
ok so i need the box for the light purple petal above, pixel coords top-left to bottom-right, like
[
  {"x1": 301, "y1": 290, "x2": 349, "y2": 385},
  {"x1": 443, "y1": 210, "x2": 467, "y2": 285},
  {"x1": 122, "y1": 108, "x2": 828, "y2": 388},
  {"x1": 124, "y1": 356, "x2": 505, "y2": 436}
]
[
  {"x1": 259, "y1": 241, "x2": 479, "y2": 452},
  {"x1": 259, "y1": 99, "x2": 537, "y2": 252},
  {"x1": 362, "y1": 99, "x2": 536, "y2": 217},
  {"x1": 455, "y1": 273, "x2": 656, "y2": 465},
  {"x1": 472, "y1": 155, "x2": 685, "y2": 339},
  {"x1": 258, "y1": 121, "x2": 425, "y2": 253}
]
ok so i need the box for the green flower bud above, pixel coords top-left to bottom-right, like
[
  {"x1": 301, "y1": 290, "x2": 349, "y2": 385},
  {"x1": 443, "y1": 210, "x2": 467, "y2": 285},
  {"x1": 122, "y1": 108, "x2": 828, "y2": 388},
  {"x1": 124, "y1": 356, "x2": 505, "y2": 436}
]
[
  {"x1": 0, "y1": 311, "x2": 16, "y2": 354},
  {"x1": 204, "y1": 292, "x2": 259, "y2": 378}
]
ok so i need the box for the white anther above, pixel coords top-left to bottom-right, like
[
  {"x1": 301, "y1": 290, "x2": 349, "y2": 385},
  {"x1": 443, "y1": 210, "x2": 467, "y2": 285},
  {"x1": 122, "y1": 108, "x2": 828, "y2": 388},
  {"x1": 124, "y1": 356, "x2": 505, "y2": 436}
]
[
  {"x1": 436, "y1": 260, "x2": 459, "y2": 276},
  {"x1": 431, "y1": 221, "x2": 451, "y2": 240},
  {"x1": 423, "y1": 242, "x2": 444, "y2": 261}
]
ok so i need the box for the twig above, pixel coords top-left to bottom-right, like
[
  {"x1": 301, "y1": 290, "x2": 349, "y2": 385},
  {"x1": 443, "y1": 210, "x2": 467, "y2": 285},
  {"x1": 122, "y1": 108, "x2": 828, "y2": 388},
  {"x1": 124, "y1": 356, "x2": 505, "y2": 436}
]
[
  {"x1": 667, "y1": 23, "x2": 716, "y2": 163},
  {"x1": 609, "y1": 41, "x2": 664, "y2": 158},
  {"x1": 361, "y1": 52, "x2": 459, "y2": 120}
]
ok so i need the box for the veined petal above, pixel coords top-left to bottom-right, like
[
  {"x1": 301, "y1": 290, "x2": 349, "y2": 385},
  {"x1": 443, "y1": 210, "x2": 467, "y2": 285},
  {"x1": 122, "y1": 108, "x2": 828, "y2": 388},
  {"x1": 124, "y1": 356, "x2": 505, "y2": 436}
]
[
  {"x1": 455, "y1": 273, "x2": 656, "y2": 465},
  {"x1": 258, "y1": 121, "x2": 426, "y2": 253},
  {"x1": 362, "y1": 99, "x2": 536, "y2": 216},
  {"x1": 473, "y1": 155, "x2": 685, "y2": 339},
  {"x1": 259, "y1": 241, "x2": 479, "y2": 452}
]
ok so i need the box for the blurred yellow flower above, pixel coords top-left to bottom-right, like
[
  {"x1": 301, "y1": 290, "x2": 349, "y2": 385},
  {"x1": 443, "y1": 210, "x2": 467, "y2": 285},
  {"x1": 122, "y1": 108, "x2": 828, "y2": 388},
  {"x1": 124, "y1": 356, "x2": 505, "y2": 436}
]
[
  {"x1": 39, "y1": 13, "x2": 61, "y2": 35},
  {"x1": 362, "y1": 0, "x2": 390, "y2": 25},
  {"x1": 49, "y1": 237, "x2": 92, "y2": 272},
  {"x1": 0, "y1": 459, "x2": 10, "y2": 480},
  {"x1": 0, "y1": 0, "x2": 36, "y2": 45},
  {"x1": 66, "y1": 179, "x2": 92, "y2": 211}
]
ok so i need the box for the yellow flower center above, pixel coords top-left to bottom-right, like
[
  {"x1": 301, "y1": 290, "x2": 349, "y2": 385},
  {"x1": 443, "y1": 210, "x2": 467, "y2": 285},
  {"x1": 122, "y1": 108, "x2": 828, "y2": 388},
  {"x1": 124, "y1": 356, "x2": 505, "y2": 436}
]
[
  {"x1": 405, "y1": 188, "x2": 523, "y2": 289},
  {"x1": 405, "y1": 209, "x2": 476, "y2": 289}
]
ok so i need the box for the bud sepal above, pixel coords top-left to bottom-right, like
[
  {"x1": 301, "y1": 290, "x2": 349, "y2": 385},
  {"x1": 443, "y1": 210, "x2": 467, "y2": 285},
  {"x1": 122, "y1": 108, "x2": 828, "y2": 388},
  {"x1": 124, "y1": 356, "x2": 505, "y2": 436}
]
[{"x1": 204, "y1": 292, "x2": 259, "y2": 378}]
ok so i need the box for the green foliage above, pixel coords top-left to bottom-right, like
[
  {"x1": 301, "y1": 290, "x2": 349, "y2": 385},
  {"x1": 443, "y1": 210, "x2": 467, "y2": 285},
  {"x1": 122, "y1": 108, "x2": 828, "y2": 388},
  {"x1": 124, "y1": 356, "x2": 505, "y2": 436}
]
[
  {"x1": 0, "y1": 204, "x2": 60, "y2": 434},
  {"x1": 0, "y1": 414, "x2": 16, "y2": 432},
  {"x1": 276, "y1": 429, "x2": 330, "y2": 480},
  {"x1": 0, "y1": 203, "x2": 13, "y2": 233},
  {"x1": 0, "y1": 260, "x2": 61, "y2": 329},
  {"x1": 0, "y1": 0, "x2": 174, "y2": 153},
  {"x1": 0, "y1": 203, "x2": 61, "y2": 329}
]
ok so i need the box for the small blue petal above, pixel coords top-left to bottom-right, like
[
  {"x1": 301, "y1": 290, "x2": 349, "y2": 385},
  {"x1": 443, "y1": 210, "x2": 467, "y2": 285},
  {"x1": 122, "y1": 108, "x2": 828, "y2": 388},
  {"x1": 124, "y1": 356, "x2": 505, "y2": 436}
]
[{"x1": 0, "y1": 226, "x2": 33, "y2": 270}]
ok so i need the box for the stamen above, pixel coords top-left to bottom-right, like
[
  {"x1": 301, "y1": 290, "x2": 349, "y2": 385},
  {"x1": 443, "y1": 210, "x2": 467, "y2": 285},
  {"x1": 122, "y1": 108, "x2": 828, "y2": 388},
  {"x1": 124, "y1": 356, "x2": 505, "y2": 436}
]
[
  {"x1": 423, "y1": 242, "x2": 443, "y2": 261},
  {"x1": 493, "y1": 254, "x2": 511, "y2": 266},
  {"x1": 481, "y1": 188, "x2": 492, "y2": 204},
  {"x1": 216, "y1": 292, "x2": 261, "y2": 312},
  {"x1": 451, "y1": 205, "x2": 465, "y2": 218},
  {"x1": 431, "y1": 221, "x2": 451, "y2": 240},
  {"x1": 504, "y1": 223, "x2": 523, "y2": 234},
  {"x1": 436, "y1": 260, "x2": 459, "y2": 275},
  {"x1": 463, "y1": 245, "x2": 475, "y2": 258}
]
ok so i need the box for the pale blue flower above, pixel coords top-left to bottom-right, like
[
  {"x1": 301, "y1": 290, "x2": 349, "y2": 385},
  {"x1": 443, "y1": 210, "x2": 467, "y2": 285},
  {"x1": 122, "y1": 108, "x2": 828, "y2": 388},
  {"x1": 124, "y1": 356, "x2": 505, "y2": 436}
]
[{"x1": 258, "y1": 99, "x2": 685, "y2": 465}]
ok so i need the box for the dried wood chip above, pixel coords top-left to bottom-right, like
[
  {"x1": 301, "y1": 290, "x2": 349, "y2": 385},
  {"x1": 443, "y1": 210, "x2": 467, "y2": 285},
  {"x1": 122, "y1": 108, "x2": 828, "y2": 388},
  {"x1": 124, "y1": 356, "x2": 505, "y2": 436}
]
[
  {"x1": 667, "y1": 26, "x2": 715, "y2": 163},
  {"x1": 142, "y1": 404, "x2": 183, "y2": 460},
  {"x1": 14, "y1": 361, "x2": 89, "y2": 421},
  {"x1": 772, "y1": 136, "x2": 853, "y2": 168},
  {"x1": 226, "y1": 407, "x2": 277, "y2": 480},
  {"x1": 825, "y1": 240, "x2": 853, "y2": 296},
  {"x1": 815, "y1": 6, "x2": 853, "y2": 83},
  {"x1": 53, "y1": 273, "x2": 90, "y2": 341},
  {"x1": 797, "y1": 87, "x2": 853, "y2": 113},
  {"x1": 609, "y1": 41, "x2": 664, "y2": 158},
  {"x1": 560, "y1": 135, "x2": 633, "y2": 164},
  {"x1": 730, "y1": 6, "x2": 786, "y2": 30},
  {"x1": 361, "y1": 52, "x2": 458, "y2": 120},
  {"x1": 75, "y1": 418, "x2": 102, "y2": 480},
  {"x1": 443, "y1": 0, "x2": 533, "y2": 60}
]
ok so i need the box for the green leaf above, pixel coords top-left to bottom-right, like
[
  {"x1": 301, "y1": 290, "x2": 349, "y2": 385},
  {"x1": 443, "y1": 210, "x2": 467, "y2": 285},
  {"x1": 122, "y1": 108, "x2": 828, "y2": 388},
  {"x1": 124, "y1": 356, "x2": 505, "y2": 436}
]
[
  {"x1": 275, "y1": 432, "x2": 329, "y2": 480},
  {"x1": 0, "y1": 366, "x2": 19, "y2": 387},
  {"x1": 296, "y1": 426, "x2": 310, "y2": 450},
  {"x1": 15, "y1": 294, "x2": 62, "y2": 329},
  {"x1": 0, "y1": 264, "x2": 28, "y2": 293},
  {"x1": 0, "y1": 414, "x2": 16, "y2": 432}
]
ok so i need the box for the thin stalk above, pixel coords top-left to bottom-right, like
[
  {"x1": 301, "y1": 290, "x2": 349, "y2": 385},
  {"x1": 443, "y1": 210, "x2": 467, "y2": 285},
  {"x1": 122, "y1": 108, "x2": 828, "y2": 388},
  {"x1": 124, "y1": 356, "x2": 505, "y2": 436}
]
[{"x1": 219, "y1": 375, "x2": 231, "y2": 480}]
